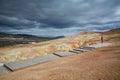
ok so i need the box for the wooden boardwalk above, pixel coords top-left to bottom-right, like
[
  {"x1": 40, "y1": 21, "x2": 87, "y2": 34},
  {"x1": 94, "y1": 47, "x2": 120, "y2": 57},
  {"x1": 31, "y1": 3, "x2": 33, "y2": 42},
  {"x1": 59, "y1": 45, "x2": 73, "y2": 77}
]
[
  {"x1": 0, "y1": 46, "x2": 96, "y2": 74},
  {"x1": 4, "y1": 54, "x2": 59, "y2": 71},
  {"x1": 0, "y1": 66, "x2": 10, "y2": 74},
  {"x1": 53, "y1": 52, "x2": 76, "y2": 57}
]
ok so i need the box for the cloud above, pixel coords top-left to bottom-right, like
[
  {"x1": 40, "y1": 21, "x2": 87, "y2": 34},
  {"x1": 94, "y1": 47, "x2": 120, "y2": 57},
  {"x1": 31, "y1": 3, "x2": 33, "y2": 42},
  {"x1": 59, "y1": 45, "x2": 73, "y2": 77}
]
[
  {"x1": 0, "y1": 0, "x2": 120, "y2": 36},
  {"x1": 0, "y1": 15, "x2": 45, "y2": 29},
  {"x1": 114, "y1": 6, "x2": 120, "y2": 16}
]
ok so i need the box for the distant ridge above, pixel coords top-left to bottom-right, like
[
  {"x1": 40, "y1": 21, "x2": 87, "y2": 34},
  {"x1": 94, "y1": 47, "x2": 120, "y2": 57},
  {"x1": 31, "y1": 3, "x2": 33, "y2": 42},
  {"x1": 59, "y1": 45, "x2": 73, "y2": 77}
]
[
  {"x1": 0, "y1": 32, "x2": 56, "y2": 47},
  {"x1": 55, "y1": 36, "x2": 65, "y2": 38},
  {"x1": 0, "y1": 32, "x2": 54, "y2": 39},
  {"x1": 103, "y1": 28, "x2": 120, "y2": 34}
]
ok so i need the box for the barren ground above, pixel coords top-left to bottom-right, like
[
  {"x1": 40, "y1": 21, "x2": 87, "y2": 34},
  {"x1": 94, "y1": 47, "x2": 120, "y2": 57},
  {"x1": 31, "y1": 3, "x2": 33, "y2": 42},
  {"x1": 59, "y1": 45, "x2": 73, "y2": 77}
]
[
  {"x1": 0, "y1": 41, "x2": 120, "y2": 80},
  {"x1": 0, "y1": 28, "x2": 120, "y2": 80}
]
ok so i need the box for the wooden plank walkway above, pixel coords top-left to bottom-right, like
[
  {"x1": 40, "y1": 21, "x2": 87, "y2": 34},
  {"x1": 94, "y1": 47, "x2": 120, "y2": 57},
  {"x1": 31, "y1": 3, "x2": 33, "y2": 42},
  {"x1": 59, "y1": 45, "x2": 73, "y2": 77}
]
[
  {"x1": 53, "y1": 52, "x2": 76, "y2": 57},
  {"x1": 69, "y1": 50, "x2": 82, "y2": 53},
  {"x1": 0, "y1": 66, "x2": 10, "y2": 74},
  {"x1": 4, "y1": 54, "x2": 59, "y2": 71},
  {"x1": 81, "y1": 47, "x2": 95, "y2": 50},
  {"x1": 0, "y1": 46, "x2": 96, "y2": 74},
  {"x1": 74, "y1": 48, "x2": 90, "y2": 52}
]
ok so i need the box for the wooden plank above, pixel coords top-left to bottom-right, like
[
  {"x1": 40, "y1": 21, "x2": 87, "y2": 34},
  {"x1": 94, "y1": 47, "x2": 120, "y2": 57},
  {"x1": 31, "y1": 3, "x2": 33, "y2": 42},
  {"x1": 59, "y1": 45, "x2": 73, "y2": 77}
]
[
  {"x1": 53, "y1": 52, "x2": 76, "y2": 57},
  {"x1": 73, "y1": 49, "x2": 84, "y2": 52},
  {"x1": 69, "y1": 50, "x2": 81, "y2": 53},
  {"x1": 0, "y1": 66, "x2": 10, "y2": 74},
  {"x1": 4, "y1": 54, "x2": 59, "y2": 71},
  {"x1": 81, "y1": 47, "x2": 95, "y2": 50},
  {"x1": 74, "y1": 49, "x2": 89, "y2": 52}
]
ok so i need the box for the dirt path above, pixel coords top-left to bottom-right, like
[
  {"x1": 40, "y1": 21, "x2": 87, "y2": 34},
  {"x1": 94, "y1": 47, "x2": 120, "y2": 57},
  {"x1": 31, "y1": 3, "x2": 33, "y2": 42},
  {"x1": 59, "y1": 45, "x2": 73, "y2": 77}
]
[{"x1": 0, "y1": 42, "x2": 120, "y2": 80}]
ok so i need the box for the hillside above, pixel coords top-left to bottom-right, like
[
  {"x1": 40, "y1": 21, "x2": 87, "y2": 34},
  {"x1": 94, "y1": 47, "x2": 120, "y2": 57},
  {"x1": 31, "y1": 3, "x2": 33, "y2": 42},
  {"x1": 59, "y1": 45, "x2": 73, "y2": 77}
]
[
  {"x1": 103, "y1": 28, "x2": 120, "y2": 34},
  {"x1": 0, "y1": 28, "x2": 120, "y2": 63},
  {"x1": 0, "y1": 28, "x2": 120, "y2": 80}
]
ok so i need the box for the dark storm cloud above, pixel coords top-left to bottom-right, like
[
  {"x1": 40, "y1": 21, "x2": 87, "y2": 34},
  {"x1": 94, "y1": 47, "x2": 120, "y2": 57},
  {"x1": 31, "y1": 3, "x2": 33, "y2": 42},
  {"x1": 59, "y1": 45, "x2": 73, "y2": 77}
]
[{"x1": 0, "y1": 0, "x2": 120, "y2": 36}]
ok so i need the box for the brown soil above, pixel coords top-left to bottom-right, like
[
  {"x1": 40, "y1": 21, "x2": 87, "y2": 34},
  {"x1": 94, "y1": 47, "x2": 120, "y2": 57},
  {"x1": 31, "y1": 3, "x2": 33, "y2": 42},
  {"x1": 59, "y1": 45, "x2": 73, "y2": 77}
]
[{"x1": 0, "y1": 41, "x2": 120, "y2": 80}]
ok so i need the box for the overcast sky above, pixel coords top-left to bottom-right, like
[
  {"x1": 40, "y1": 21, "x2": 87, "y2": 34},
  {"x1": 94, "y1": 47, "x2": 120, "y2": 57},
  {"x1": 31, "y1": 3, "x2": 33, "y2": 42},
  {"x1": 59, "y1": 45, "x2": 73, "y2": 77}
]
[{"x1": 0, "y1": 0, "x2": 120, "y2": 37}]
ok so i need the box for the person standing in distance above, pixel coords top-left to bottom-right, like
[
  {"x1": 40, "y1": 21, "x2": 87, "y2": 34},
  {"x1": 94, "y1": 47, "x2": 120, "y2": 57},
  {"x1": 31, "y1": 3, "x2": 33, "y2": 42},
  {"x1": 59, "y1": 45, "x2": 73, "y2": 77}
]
[{"x1": 101, "y1": 34, "x2": 104, "y2": 43}]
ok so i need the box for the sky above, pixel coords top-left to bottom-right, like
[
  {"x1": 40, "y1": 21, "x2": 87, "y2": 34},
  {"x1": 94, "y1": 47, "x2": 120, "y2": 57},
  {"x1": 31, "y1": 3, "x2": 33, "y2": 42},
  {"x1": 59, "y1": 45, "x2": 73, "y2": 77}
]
[{"x1": 0, "y1": 0, "x2": 120, "y2": 37}]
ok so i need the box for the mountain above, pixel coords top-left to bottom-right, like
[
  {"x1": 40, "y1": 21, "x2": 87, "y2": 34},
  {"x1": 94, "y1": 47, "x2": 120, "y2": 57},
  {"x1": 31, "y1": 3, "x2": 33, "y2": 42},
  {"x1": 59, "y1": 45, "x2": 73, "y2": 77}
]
[
  {"x1": 103, "y1": 28, "x2": 120, "y2": 35},
  {"x1": 0, "y1": 32, "x2": 54, "y2": 39},
  {"x1": 0, "y1": 32, "x2": 11, "y2": 37},
  {"x1": 0, "y1": 32, "x2": 56, "y2": 47},
  {"x1": 55, "y1": 36, "x2": 65, "y2": 38}
]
